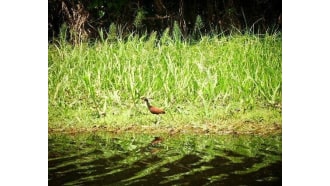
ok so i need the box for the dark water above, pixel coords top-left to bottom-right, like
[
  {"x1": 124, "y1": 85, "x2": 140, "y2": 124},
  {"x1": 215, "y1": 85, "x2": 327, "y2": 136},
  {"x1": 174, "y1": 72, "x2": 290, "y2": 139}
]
[{"x1": 49, "y1": 132, "x2": 281, "y2": 185}]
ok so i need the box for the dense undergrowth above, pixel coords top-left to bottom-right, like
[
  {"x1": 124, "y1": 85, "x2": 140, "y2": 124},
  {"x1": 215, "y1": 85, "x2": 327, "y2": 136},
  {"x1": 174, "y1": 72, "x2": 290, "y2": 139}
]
[{"x1": 48, "y1": 30, "x2": 281, "y2": 134}]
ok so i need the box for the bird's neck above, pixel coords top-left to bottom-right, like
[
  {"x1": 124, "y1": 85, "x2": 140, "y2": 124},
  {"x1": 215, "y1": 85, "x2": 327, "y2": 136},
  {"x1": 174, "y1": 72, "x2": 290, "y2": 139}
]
[{"x1": 145, "y1": 100, "x2": 152, "y2": 108}]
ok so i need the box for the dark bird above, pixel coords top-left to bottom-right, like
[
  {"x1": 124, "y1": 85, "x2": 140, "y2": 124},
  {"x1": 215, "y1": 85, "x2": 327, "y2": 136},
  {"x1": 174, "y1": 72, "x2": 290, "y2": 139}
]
[{"x1": 141, "y1": 97, "x2": 165, "y2": 114}]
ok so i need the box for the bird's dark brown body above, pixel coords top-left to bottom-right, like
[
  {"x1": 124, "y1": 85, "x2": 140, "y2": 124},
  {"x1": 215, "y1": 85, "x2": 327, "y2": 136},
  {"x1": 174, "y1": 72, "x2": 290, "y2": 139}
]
[{"x1": 142, "y1": 97, "x2": 165, "y2": 114}]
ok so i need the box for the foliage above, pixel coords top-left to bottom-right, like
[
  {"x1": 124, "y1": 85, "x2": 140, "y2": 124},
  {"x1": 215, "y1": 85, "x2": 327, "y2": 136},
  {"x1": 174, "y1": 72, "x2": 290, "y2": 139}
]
[
  {"x1": 48, "y1": 30, "x2": 281, "y2": 132},
  {"x1": 193, "y1": 15, "x2": 204, "y2": 38},
  {"x1": 49, "y1": 0, "x2": 281, "y2": 42},
  {"x1": 134, "y1": 8, "x2": 147, "y2": 29},
  {"x1": 172, "y1": 21, "x2": 182, "y2": 42}
]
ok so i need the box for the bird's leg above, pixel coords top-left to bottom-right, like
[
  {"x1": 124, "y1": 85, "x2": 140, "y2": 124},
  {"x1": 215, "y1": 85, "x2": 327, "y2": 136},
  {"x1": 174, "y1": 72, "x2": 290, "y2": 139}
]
[{"x1": 155, "y1": 115, "x2": 161, "y2": 125}]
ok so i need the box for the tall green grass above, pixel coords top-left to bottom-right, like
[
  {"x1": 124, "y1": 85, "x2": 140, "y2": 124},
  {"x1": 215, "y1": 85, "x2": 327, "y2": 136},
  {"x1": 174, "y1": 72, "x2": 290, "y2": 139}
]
[{"x1": 48, "y1": 31, "x2": 281, "y2": 129}]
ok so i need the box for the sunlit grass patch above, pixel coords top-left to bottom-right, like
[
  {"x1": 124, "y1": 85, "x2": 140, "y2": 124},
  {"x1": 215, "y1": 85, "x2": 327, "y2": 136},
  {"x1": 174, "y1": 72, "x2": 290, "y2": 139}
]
[{"x1": 48, "y1": 32, "x2": 281, "y2": 134}]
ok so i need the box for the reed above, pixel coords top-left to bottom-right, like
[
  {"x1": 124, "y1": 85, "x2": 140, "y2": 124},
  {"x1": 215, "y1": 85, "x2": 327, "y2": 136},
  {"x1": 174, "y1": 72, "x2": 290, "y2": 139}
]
[{"x1": 48, "y1": 30, "x2": 281, "y2": 132}]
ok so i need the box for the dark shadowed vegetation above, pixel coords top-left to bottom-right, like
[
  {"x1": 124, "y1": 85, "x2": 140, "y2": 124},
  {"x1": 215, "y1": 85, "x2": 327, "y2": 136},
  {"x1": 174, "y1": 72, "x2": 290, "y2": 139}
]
[{"x1": 49, "y1": 0, "x2": 281, "y2": 44}]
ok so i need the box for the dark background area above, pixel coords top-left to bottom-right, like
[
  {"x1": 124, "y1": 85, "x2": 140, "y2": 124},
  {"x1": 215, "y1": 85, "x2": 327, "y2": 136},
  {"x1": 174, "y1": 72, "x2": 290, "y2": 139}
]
[{"x1": 48, "y1": 0, "x2": 281, "y2": 42}]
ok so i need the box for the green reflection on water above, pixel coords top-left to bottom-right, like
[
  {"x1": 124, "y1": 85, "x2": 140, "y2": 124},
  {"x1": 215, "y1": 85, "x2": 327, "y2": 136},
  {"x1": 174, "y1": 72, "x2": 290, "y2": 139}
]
[{"x1": 49, "y1": 132, "x2": 281, "y2": 185}]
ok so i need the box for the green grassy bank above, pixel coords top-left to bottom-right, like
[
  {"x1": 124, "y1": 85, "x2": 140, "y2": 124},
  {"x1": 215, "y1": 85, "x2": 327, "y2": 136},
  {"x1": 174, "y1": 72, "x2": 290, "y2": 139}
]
[{"x1": 48, "y1": 32, "x2": 281, "y2": 135}]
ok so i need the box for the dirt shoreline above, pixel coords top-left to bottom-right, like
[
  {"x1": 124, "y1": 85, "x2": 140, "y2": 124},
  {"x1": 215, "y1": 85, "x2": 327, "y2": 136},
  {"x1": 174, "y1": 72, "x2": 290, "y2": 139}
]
[{"x1": 48, "y1": 122, "x2": 282, "y2": 136}]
